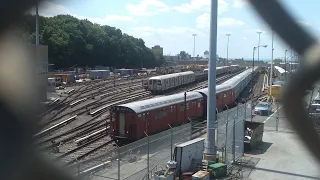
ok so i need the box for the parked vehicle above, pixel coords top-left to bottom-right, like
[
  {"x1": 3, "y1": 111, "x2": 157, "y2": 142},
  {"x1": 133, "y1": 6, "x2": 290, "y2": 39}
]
[
  {"x1": 110, "y1": 67, "x2": 259, "y2": 142},
  {"x1": 254, "y1": 102, "x2": 272, "y2": 116}
]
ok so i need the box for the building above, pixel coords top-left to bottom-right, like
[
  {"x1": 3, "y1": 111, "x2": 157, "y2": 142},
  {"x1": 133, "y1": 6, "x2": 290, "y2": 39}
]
[
  {"x1": 204, "y1": 50, "x2": 209, "y2": 59},
  {"x1": 25, "y1": 44, "x2": 48, "y2": 102},
  {"x1": 151, "y1": 45, "x2": 163, "y2": 55}
]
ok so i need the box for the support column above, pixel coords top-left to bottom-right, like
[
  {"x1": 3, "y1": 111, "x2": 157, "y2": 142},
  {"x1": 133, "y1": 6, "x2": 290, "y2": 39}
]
[{"x1": 203, "y1": 0, "x2": 218, "y2": 161}]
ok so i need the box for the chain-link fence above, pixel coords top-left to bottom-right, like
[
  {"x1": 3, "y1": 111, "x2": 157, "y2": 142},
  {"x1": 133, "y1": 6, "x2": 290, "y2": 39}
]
[
  {"x1": 89, "y1": 103, "x2": 250, "y2": 180},
  {"x1": 216, "y1": 103, "x2": 246, "y2": 166}
]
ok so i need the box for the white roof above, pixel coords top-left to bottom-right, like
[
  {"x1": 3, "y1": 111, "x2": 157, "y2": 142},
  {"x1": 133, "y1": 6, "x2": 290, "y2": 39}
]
[
  {"x1": 204, "y1": 66, "x2": 229, "y2": 71},
  {"x1": 274, "y1": 66, "x2": 288, "y2": 74},
  {"x1": 117, "y1": 91, "x2": 202, "y2": 114},
  {"x1": 149, "y1": 71, "x2": 194, "y2": 80},
  {"x1": 195, "y1": 67, "x2": 257, "y2": 96}
]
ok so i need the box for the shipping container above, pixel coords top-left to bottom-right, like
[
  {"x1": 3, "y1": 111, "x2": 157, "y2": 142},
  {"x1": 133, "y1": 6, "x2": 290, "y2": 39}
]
[
  {"x1": 192, "y1": 171, "x2": 210, "y2": 180},
  {"x1": 174, "y1": 138, "x2": 205, "y2": 176},
  {"x1": 114, "y1": 69, "x2": 137, "y2": 76},
  {"x1": 47, "y1": 78, "x2": 56, "y2": 92},
  {"x1": 48, "y1": 74, "x2": 76, "y2": 84},
  {"x1": 88, "y1": 70, "x2": 110, "y2": 79},
  {"x1": 267, "y1": 85, "x2": 282, "y2": 98}
]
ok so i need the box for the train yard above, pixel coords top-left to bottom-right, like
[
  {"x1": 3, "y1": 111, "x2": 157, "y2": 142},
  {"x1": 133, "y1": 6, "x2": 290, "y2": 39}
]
[{"x1": 35, "y1": 66, "x2": 266, "y2": 175}]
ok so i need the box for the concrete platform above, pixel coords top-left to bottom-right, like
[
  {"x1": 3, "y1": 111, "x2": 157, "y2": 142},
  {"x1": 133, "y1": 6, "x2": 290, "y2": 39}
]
[{"x1": 244, "y1": 89, "x2": 320, "y2": 180}]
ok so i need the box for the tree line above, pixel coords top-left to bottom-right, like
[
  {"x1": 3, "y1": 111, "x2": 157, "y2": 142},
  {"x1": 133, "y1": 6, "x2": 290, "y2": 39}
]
[{"x1": 17, "y1": 14, "x2": 165, "y2": 70}]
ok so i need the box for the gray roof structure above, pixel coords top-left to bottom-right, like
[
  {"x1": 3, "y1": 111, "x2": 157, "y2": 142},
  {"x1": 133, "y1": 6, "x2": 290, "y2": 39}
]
[{"x1": 117, "y1": 91, "x2": 202, "y2": 114}]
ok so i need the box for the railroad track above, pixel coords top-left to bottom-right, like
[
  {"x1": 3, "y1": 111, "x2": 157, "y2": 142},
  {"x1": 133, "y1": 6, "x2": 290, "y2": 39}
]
[
  {"x1": 37, "y1": 89, "x2": 151, "y2": 138},
  {"x1": 58, "y1": 71, "x2": 245, "y2": 171},
  {"x1": 38, "y1": 70, "x2": 244, "y2": 173},
  {"x1": 40, "y1": 75, "x2": 152, "y2": 118},
  {"x1": 41, "y1": 81, "x2": 144, "y2": 123}
]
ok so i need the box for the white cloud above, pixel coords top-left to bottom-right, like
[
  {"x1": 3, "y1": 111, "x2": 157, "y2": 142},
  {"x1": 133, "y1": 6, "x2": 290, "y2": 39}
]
[
  {"x1": 196, "y1": 13, "x2": 244, "y2": 29},
  {"x1": 173, "y1": 0, "x2": 228, "y2": 14},
  {"x1": 28, "y1": 1, "x2": 135, "y2": 25},
  {"x1": 196, "y1": 13, "x2": 210, "y2": 29},
  {"x1": 78, "y1": 15, "x2": 136, "y2": 25},
  {"x1": 233, "y1": 0, "x2": 248, "y2": 8},
  {"x1": 218, "y1": 18, "x2": 245, "y2": 28},
  {"x1": 29, "y1": 1, "x2": 72, "y2": 17},
  {"x1": 125, "y1": 0, "x2": 169, "y2": 16},
  {"x1": 128, "y1": 26, "x2": 198, "y2": 37}
]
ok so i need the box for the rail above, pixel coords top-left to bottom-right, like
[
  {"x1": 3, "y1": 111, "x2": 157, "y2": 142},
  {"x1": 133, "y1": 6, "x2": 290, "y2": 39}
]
[
  {"x1": 75, "y1": 127, "x2": 107, "y2": 145},
  {"x1": 70, "y1": 98, "x2": 87, "y2": 107},
  {"x1": 34, "y1": 115, "x2": 77, "y2": 138}
]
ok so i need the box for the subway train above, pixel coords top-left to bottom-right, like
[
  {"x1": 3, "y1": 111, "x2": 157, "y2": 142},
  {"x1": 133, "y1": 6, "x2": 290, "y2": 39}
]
[
  {"x1": 110, "y1": 67, "x2": 259, "y2": 142},
  {"x1": 147, "y1": 65, "x2": 241, "y2": 94}
]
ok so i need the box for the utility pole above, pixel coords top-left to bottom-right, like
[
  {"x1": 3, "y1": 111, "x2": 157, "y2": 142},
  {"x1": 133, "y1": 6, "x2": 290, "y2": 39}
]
[
  {"x1": 36, "y1": 3, "x2": 39, "y2": 45},
  {"x1": 226, "y1": 34, "x2": 231, "y2": 66},
  {"x1": 257, "y1": 31, "x2": 262, "y2": 66},
  {"x1": 203, "y1": 0, "x2": 217, "y2": 161},
  {"x1": 270, "y1": 30, "x2": 274, "y2": 100},
  {"x1": 192, "y1": 34, "x2": 197, "y2": 58}
]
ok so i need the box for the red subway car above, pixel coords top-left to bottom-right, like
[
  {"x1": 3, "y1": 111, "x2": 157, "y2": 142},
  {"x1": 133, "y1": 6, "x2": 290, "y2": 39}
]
[{"x1": 110, "y1": 92, "x2": 204, "y2": 141}]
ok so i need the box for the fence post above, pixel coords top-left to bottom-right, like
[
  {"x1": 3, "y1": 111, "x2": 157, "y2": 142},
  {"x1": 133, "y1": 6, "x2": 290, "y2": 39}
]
[
  {"x1": 224, "y1": 105, "x2": 229, "y2": 164},
  {"x1": 232, "y1": 118, "x2": 236, "y2": 162},
  {"x1": 76, "y1": 158, "x2": 80, "y2": 176},
  {"x1": 307, "y1": 86, "x2": 315, "y2": 120},
  {"x1": 168, "y1": 124, "x2": 173, "y2": 160},
  {"x1": 250, "y1": 100, "x2": 253, "y2": 121},
  {"x1": 236, "y1": 102, "x2": 239, "y2": 118},
  {"x1": 276, "y1": 102, "x2": 279, "y2": 132},
  {"x1": 144, "y1": 131, "x2": 150, "y2": 180},
  {"x1": 188, "y1": 118, "x2": 192, "y2": 140},
  {"x1": 244, "y1": 100, "x2": 247, "y2": 122},
  {"x1": 117, "y1": 143, "x2": 121, "y2": 180}
]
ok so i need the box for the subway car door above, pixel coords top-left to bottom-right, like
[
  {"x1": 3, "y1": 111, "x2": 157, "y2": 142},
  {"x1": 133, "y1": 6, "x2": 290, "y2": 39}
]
[{"x1": 119, "y1": 112, "x2": 125, "y2": 136}]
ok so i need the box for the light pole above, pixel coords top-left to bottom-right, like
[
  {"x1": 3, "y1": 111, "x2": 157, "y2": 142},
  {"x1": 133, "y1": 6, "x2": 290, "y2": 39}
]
[
  {"x1": 290, "y1": 49, "x2": 293, "y2": 73},
  {"x1": 251, "y1": 45, "x2": 267, "y2": 121},
  {"x1": 284, "y1": 48, "x2": 291, "y2": 80},
  {"x1": 36, "y1": 3, "x2": 39, "y2": 45},
  {"x1": 192, "y1": 34, "x2": 197, "y2": 58},
  {"x1": 226, "y1": 34, "x2": 231, "y2": 66},
  {"x1": 257, "y1": 31, "x2": 262, "y2": 66},
  {"x1": 270, "y1": 30, "x2": 274, "y2": 101}
]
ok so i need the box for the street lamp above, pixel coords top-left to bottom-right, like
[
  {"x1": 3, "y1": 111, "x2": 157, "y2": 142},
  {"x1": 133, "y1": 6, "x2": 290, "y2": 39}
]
[
  {"x1": 192, "y1": 34, "x2": 197, "y2": 58},
  {"x1": 257, "y1": 31, "x2": 262, "y2": 66},
  {"x1": 284, "y1": 47, "x2": 291, "y2": 80},
  {"x1": 251, "y1": 44, "x2": 267, "y2": 121},
  {"x1": 270, "y1": 30, "x2": 274, "y2": 101},
  {"x1": 226, "y1": 34, "x2": 231, "y2": 66}
]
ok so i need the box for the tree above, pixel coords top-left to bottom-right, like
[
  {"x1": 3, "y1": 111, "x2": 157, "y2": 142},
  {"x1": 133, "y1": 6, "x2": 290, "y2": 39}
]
[
  {"x1": 179, "y1": 51, "x2": 191, "y2": 60},
  {"x1": 17, "y1": 14, "x2": 163, "y2": 69},
  {"x1": 273, "y1": 58, "x2": 282, "y2": 63}
]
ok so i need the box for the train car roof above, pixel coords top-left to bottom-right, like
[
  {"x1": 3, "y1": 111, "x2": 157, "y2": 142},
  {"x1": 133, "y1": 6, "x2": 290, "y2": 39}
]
[
  {"x1": 149, "y1": 71, "x2": 194, "y2": 80},
  {"x1": 194, "y1": 83, "x2": 233, "y2": 97},
  {"x1": 196, "y1": 67, "x2": 257, "y2": 96},
  {"x1": 117, "y1": 91, "x2": 202, "y2": 114},
  {"x1": 274, "y1": 66, "x2": 288, "y2": 74},
  {"x1": 204, "y1": 66, "x2": 229, "y2": 71},
  {"x1": 222, "y1": 67, "x2": 257, "y2": 88}
]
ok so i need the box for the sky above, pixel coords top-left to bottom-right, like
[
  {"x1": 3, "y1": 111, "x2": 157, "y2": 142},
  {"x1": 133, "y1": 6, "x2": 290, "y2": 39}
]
[{"x1": 29, "y1": 0, "x2": 320, "y2": 60}]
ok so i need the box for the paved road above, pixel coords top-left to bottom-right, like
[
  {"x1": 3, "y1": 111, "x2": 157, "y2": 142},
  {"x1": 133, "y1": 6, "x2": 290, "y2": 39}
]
[{"x1": 247, "y1": 89, "x2": 320, "y2": 180}]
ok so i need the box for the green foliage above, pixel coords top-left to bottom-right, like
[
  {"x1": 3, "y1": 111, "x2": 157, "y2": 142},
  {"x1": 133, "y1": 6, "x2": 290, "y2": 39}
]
[
  {"x1": 179, "y1": 51, "x2": 190, "y2": 60},
  {"x1": 273, "y1": 58, "x2": 282, "y2": 63},
  {"x1": 18, "y1": 14, "x2": 161, "y2": 69}
]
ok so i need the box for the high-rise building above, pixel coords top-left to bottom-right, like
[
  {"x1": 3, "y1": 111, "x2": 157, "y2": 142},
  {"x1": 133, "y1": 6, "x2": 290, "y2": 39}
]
[
  {"x1": 204, "y1": 50, "x2": 209, "y2": 59},
  {"x1": 151, "y1": 45, "x2": 163, "y2": 55}
]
